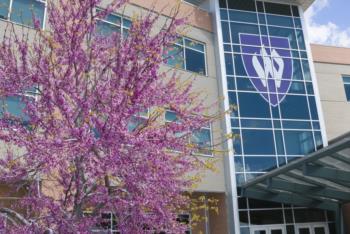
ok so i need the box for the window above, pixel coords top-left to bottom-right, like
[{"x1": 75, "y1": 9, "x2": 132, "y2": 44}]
[
  {"x1": 127, "y1": 109, "x2": 149, "y2": 132},
  {"x1": 0, "y1": 96, "x2": 32, "y2": 125},
  {"x1": 343, "y1": 75, "x2": 350, "y2": 101},
  {"x1": 96, "y1": 9, "x2": 131, "y2": 36},
  {"x1": 0, "y1": 0, "x2": 46, "y2": 28},
  {"x1": 89, "y1": 212, "x2": 120, "y2": 234},
  {"x1": 191, "y1": 125, "x2": 212, "y2": 156},
  {"x1": 165, "y1": 110, "x2": 212, "y2": 156},
  {"x1": 165, "y1": 37, "x2": 207, "y2": 76},
  {"x1": 176, "y1": 213, "x2": 191, "y2": 234}
]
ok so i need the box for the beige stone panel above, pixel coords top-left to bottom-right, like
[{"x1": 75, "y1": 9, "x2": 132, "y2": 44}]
[
  {"x1": 311, "y1": 44, "x2": 350, "y2": 66},
  {"x1": 320, "y1": 101, "x2": 350, "y2": 141},
  {"x1": 314, "y1": 62, "x2": 350, "y2": 76},
  {"x1": 316, "y1": 73, "x2": 347, "y2": 102}
]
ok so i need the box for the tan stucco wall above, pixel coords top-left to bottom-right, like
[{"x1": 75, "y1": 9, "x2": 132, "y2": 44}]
[
  {"x1": 129, "y1": 0, "x2": 213, "y2": 32},
  {"x1": 312, "y1": 61, "x2": 350, "y2": 141},
  {"x1": 311, "y1": 44, "x2": 350, "y2": 141}
]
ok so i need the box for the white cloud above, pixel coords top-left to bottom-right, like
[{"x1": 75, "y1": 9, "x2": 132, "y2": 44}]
[{"x1": 305, "y1": 0, "x2": 350, "y2": 47}]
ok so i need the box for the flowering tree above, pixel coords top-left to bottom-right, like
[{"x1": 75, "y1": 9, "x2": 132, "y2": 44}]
[{"x1": 0, "y1": 0, "x2": 213, "y2": 233}]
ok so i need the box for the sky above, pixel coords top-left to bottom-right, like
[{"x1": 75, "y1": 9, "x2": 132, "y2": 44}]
[{"x1": 305, "y1": 0, "x2": 350, "y2": 47}]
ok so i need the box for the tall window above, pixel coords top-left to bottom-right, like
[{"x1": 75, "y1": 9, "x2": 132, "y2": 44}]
[
  {"x1": 165, "y1": 110, "x2": 212, "y2": 156},
  {"x1": 342, "y1": 75, "x2": 350, "y2": 102},
  {"x1": 96, "y1": 9, "x2": 131, "y2": 36},
  {"x1": 0, "y1": 0, "x2": 46, "y2": 28},
  {"x1": 166, "y1": 37, "x2": 207, "y2": 76}
]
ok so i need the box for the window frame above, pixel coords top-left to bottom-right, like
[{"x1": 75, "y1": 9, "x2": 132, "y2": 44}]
[
  {"x1": 167, "y1": 36, "x2": 208, "y2": 76},
  {"x1": 96, "y1": 8, "x2": 131, "y2": 36},
  {"x1": 342, "y1": 75, "x2": 350, "y2": 102},
  {"x1": 165, "y1": 110, "x2": 213, "y2": 157},
  {"x1": 176, "y1": 213, "x2": 192, "y2": 234},
  {"x1": 0, "y1": 0, "x2": 47, "y2": 29}
]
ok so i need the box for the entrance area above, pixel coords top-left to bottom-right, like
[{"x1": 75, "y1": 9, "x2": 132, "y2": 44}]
[
  {"x1": 250, "y1": 225, "x2": 286, "y2": 234},
  {"x1": 295, "y1": 223, "x2": 329, "y2": 234}
]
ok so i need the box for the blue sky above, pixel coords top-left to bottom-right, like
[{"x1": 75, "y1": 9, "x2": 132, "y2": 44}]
[{"x1": 305, "y1": 0, "x2": 350, "y2": 47}]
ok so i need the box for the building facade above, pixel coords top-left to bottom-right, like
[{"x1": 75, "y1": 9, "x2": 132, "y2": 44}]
[{"x1": 0, "y1": 0, "x2": 350, "y2": 234}]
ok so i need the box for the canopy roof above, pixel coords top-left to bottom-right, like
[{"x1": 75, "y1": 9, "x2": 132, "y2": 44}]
[{"x1": 240, "y1": 132, "x2": 350, "y2": 212}]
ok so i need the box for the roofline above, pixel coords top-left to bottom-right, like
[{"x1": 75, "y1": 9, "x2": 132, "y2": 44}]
[{"x1": 311, "y1": 44, "x2": 350, "y2": 66}]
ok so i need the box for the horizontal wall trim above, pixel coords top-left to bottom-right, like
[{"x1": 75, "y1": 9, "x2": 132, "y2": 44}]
[{"x1": 311, "y1": 44, "x2": 350, "y2": 66}]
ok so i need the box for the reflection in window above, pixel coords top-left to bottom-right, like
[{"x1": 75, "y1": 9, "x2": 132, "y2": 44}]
[
  {"x1": 0, "y1": 96, "x2": 30, "y2": 124},
  {"x1": 127, "y1": 110, "x2": 148, "y2": 132},
  {"x1": 238, "y1": 92, "x2": 271, "y2": 118},
  {"x1": 284, "y1": 130, "x2": 315, "y2": 155},
  {"x1": 242, "y1": 129, "x2": 275, "y2": 155},
  {"x1": 342, "y1": 75, "x2": 350, "y2": 101},
  {"x1": 96, "y1": 9, "x2": 131, "y2": 36},
  {"x1": 165, "y1": 37, "x2": 207, "y2": 75},
  {"x1": 280, "y1": 95, "x2": 310, "y2": 119},
  {"x1": 191, "y1": 126, "x2": 212, "y2": 156},
  {"x1": 165, "y1": 110, "x2": 212, "y2": 156},
  {"x1": 0, "y1": 0, "x2": 46, "y2": 28},
  {"x1": 244, "y1": 157, "x2": 277, "y2": 172}
]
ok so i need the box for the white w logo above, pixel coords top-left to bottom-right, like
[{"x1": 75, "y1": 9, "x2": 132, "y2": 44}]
[{"x1": 252, "y1": 47, "x2": 284, "y2": 88}]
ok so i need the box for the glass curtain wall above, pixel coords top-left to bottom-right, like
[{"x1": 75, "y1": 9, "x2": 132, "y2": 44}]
[{"x1": 217, "y1": 0, "x2": 335, "y2": 233}]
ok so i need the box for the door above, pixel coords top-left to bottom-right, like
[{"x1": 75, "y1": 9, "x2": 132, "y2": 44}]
[
  {"x1": 296, "y1": 223, "x2": 329, "y2": 234},
  {"x1": 250, "y1": 225, "x2": 286, "y2": 234}
]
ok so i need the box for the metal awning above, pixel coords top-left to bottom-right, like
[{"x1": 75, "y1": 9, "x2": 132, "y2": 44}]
[{"x1": 239, "y1": 132, "x2": 350, "y2": 233}]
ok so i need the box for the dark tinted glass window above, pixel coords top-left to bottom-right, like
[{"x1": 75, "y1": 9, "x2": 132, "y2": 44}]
[
  {"x1": 185, "y1": 49, "x2": 206, "y2": 75},
  {"x1": 239, "y1": 211, "x2": 249, "y2": 225},
  {"x1": 238, "y1": 197, "x2": 247, "y2": 209},
  {"x1": 227, "y1": 0, "x2": 256, "y2": 12},
  {"x1": 231, "y1": 22, "x2": 259, "y2": 44},
  {"x1": 308, "y1": 96, "x2": 319, "y2": 120},
  {"x1": 266, "y1": 15, "x2": 294, "y2": 27},
  {"x1": 227, "y1": 76, "x2": 235, "y2": 90},
  {"x1": 256, "y1": 1, "x2": 264, "y2": 12},
  {"x1": 238, "y1": 92, "x2": 271, "y2": 118},
  {"x1": 284, "y1": 130, "x2": 315, "y2": 155},
  {"x1": 292, "y1": 5, "x2": 300, "y2": 17},
  {"x1": 219, "y1": 0, "x2": 227, "y2": 8},
  {"x1": 280, "y1": 95, "x2": 310, "y2": 119},
  {"x1": 286, "y1": 225, "x2": 295, "y2": 234},
  {"x1": 244, "y1": 157, "x2": 277, "y2": 172},
  {"x1": 264, "y1": 2, "x2": 292, "y2": 16},
  {"x1": 250, "y1": 210, "x2": 284, "y2": 224},
  {"x1": 221, "y1": 22, "x2": 230, "y2": 43},
  {"x1": 249, "y1": 198, "x2": 282, "y2": 209},
  {"x1": 229, "y1": 10, "x2": 257, "y2": 23},
  {"x1": 235, "y1": 156, "x2": 244, "y2": 172},
  {"x1": 242, "y1": 129, "x2": 275, "y2": 155},
  {"x1": 293, "y1": 209, "x2": 326, "y2": 223},
  {"x1": 343, "y1": 76, "x2": 350, "y2": 101},
  {"x1": 225, "y1": 53, "x2": 234, "y2": 75}
]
